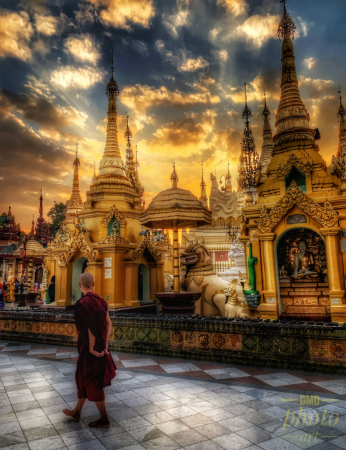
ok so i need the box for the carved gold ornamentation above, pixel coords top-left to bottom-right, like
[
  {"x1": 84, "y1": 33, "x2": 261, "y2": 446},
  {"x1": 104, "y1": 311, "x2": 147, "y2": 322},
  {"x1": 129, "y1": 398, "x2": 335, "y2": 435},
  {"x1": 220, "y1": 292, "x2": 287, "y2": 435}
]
[
  {"x1": 277, "y1": 154, "x2": 313, "y2": 178},
  {"x1": 100, "y1": 234, "x2": 129, "y2": 245},
  {"x1": 102, "y1": 205, "x2": 127, "y2": 228},
  {"x1": 130, "y1": 237, "x2": 162, "y2": 262},
  {"x1": 257, "y1": 181, "x2": 338, "y2": 233},
  {"x1": 59, "y1": 227, "x2": 100, "y2": 265}
]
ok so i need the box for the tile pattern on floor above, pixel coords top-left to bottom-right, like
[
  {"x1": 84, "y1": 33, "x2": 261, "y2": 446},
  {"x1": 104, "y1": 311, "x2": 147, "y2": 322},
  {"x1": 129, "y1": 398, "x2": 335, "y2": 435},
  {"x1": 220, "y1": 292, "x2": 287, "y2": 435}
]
[
  {"x1": 0, "y1": 342, "x2": 346, "y2": 450},
  {"x1": 0, "y1": 340, "x2": 344, "y2": 395}
]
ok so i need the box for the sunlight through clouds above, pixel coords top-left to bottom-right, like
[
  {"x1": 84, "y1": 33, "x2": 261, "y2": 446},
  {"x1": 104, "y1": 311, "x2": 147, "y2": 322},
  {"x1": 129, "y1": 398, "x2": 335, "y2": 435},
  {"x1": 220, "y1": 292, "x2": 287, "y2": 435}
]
[
  {"x1": 217, "y1": 0, "x2": 248, "y2": 17},
  {"x1": 34, "y1": 13, "x2": 58, "y2": 36},
  {"x1": 89, "y1": 0, "x2": 155, "y2": 30},
  {"x1": 51, "y1": 66, "x2": 103, "y2": 89},
  {"x1": 237, "y1": 14, "x2": 280, "y2": 47},
  {"x1": 64, "y1": 35, "x2": 100, "y2": 65}
]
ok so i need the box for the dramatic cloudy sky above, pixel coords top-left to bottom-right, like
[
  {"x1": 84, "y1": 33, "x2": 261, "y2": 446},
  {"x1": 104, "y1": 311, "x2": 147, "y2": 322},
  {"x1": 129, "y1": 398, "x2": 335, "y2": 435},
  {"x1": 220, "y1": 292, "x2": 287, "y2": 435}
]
[{"x1": 1, "y1": 0, "x2": 345, "y2": 230}]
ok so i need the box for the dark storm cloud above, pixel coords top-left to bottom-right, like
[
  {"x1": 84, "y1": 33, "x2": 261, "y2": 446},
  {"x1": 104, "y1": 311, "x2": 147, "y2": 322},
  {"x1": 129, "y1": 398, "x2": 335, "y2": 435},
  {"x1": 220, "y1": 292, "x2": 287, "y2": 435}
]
[{"x1": 0, "y1": 90, "x2": 73, "y2": 129}]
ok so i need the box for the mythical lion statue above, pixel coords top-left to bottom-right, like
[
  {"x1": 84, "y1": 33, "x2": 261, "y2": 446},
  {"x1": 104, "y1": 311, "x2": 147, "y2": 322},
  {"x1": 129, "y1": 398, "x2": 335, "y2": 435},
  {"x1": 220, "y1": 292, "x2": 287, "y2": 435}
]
[{"x1": 180, "y1": 240, "x2": 249, "y2": 318}]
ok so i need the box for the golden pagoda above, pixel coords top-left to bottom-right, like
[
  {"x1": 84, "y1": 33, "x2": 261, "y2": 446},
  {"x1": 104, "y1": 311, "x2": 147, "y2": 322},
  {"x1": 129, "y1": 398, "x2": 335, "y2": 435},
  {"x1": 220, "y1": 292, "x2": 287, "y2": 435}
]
[
  {"x1": 64, "y1": 145, "x2": 84, "y2": 224},
  {"x1": 47, "y1": 62, "x2": 166, "y2": 308},
  {"x1": 239, "y1": 1, "x2": 346, "y2": 323},
  {"x1": 259, "y1": 92, "x2": 274, "y2": 177},
  {"x1": 198, "y1": 164, "x2": 208, "y2": 208}
]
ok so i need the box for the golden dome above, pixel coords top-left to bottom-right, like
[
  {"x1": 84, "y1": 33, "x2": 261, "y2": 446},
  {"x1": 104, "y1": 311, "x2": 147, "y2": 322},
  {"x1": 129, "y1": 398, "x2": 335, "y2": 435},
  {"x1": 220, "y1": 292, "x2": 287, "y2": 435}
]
[{"x1": 141, "y1": 166, "x2": 211, "y2": 229}]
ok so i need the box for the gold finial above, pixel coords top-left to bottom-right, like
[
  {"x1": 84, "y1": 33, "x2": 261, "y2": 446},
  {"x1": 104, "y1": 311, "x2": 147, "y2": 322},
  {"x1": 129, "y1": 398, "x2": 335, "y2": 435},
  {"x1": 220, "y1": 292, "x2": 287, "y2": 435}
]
[
  {"x1": 242, "y1": 82, "x2": 252, "y2": 124},
  {"x1": 337, "y1": 85, "x2": 346, "y2": 121},
  {"x1": 278, "y1": 0, "x2": 296, "y2": 40},
  {"x1": 201, "y1": 162, "x2": 204, "y2": 180},
  {"x1": 171, "y1": 163, "x2": 178, "y2": 188},
  {"x1": 76, "y1": 142, "x2": 78, "y2": 157},
  {"x1": 124, "y1": 112, "x2": 133, "y2": 147},
  {"x1": 338, "y1": 85, "x2": 342, "y2": 106},
  {"x1": 111, "y1": 47, "x2": 114, "y2": 77}
]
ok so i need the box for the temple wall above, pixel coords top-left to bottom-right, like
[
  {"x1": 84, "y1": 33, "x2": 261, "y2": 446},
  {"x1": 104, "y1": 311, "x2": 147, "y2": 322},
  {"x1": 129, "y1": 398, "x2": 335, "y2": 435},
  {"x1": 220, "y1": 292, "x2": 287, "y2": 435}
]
[{"x1": 2, "y1": 311, "x2": 346, "y2": 374}]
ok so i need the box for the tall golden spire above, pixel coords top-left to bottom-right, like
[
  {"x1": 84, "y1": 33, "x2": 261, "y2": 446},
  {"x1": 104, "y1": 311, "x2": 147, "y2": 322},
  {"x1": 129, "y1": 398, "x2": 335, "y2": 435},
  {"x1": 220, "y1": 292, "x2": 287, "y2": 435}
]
[
  {"x1": 260, "y1": 91, "x2": 274, "y2": 174},
  {"x1": 225, "y1": 163, "x2": 232, "y2": 193},
  {"x1": 238, "y1": 83, "x2": 259, "y2": 202},
  {"x1": 124, "y1": 115, "x2": 144, "y2": 199},
  {"x1": 93, "y1": 49, "x2": 131, "y2": 187},
  {"x1": 337, "y1": 86, "x2": 346, "y2": 158},
  {"x1": 65, "y1": 144, "x2": 83, "y2": 223},
  {"x1": 274, "y1": 0, "x2": 315, "y2": 148},
  {"x1": 171, "y1": 163, "x2": 178, "y2": 188},
  {"x1": 199, "y1": 163, "x2": 208, "y2": 208}
]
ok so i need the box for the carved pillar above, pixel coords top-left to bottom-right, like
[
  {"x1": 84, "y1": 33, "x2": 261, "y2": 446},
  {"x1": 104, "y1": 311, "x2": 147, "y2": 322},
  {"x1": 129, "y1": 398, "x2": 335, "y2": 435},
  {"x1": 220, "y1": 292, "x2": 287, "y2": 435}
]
[
  {"x1": 56, "y1": 262, "x2": 73, "y2": 306},
  {"x1": 320, "y1": 227, "x2": 346, "y2": 321},
  {"x1": 124, "y1": 262, "x2": 140, "y2": 307},
  {"x1": 149, "y1": 263, "x2": 158, "y2": 300},
  {"x1": 238, "y1": 236, "x2": 250, "y2": 278},
  {"x1": 257, "y1": 233, "x2": 278, "y2": 319},
  {"x1": 156, "y1": 262, "x2": 165, "y2": 294},
  {"x1": 120, "y1": 222, "x2": 126, "y2": 239},
  {"x1": 173, "y1": 221, "x2": 179, "y2": 292}
]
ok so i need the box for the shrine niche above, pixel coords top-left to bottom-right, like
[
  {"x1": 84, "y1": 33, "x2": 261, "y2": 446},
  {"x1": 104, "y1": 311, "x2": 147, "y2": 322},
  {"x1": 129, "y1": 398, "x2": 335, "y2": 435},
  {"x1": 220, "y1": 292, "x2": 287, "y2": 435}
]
[{"x1": 277, "y1": 228, "x2": 330, "y2": 321}]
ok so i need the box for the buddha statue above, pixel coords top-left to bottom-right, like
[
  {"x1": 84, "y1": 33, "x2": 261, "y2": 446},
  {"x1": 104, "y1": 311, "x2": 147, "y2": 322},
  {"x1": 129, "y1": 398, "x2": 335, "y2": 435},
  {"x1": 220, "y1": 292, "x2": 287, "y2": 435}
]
[{"x1": 293, "y1": 240, "x2": 318, "y2": 280}]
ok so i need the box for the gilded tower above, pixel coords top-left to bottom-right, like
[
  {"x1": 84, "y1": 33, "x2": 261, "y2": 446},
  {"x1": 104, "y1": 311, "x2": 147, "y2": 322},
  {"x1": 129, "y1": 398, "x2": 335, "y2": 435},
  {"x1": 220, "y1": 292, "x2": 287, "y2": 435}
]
[
  {"x1": 82, "y1": 65, "x2": 143, "y2": 243},
  {"x1": 259, "y1": 93, "x2": 274, "y2": 176},
  {"x1": 64, "y1": 145, "x2": 83, "y2": 224},
  {"x1": 238, "y1": 1, "x2": 346, "y2": 323},
  {"x1": 199, "y1": 164, "x2": 208, "y2": 208}
]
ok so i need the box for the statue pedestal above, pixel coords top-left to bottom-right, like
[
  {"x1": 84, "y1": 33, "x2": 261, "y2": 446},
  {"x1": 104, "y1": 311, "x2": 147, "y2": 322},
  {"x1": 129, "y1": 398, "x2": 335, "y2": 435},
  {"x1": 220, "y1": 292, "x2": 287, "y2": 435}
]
[
  {"x1": 280, "y1": 279, "x2": 331, "y2": 321},
  {"x1": 155, "y1": 292, "x2": 201, "y2": 315}
]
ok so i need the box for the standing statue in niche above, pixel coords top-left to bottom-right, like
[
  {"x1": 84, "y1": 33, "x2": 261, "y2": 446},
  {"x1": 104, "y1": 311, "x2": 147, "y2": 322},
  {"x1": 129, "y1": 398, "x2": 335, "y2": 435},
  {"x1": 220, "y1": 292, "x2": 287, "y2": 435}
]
[{"x1": 293, "y1": 240, "x2": 318, "y2": 279}]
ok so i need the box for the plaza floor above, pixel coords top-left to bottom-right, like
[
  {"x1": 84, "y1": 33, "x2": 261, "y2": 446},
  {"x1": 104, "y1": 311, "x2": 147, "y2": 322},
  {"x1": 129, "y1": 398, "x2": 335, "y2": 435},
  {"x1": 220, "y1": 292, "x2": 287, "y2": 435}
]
[{"x1": 1, "y1": 341, "x2": 346, "y2": 450}]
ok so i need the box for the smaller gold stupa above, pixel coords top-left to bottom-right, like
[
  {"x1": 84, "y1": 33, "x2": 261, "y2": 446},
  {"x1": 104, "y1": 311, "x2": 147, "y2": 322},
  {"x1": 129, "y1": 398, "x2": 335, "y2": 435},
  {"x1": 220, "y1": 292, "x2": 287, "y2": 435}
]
[{"x1": 141, "y1": 164, "x2": 211, "y2": 313}]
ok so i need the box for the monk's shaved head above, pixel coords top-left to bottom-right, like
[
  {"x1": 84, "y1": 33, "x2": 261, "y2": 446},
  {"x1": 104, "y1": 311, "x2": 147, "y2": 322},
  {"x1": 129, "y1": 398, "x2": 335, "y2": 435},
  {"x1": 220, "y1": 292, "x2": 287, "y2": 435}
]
[{"x1": 79, "y1": 272, "x2": 94, "y2": 289}]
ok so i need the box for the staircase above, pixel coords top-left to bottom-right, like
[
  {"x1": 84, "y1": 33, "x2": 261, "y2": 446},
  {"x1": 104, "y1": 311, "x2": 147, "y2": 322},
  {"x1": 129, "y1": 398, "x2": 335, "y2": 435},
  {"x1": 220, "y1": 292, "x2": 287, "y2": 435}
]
[{"x1": 279, "y1": 279, "x2": 330, "y2": 321}]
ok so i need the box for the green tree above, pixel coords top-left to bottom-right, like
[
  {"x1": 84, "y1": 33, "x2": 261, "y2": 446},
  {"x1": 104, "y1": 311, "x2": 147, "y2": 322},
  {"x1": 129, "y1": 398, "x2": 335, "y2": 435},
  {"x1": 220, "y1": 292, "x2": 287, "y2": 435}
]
[{"x1": 48, "y1": 202, "x2": 67, "y2": 238}]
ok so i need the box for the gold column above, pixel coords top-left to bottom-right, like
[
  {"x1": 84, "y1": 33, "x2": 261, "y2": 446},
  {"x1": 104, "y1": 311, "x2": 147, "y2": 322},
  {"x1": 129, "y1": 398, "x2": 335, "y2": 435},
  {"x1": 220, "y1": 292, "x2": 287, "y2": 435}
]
[
  {"x1": 238, "y1": 236, "x2": 250, "y2": 278},
  {"x1": 173, "y1": 222, "x2": 179, "y2": 292},
  {"x1": 124, "y1": 262, "x2": 140, "y2": 308},
  {"x1": 257, "y1": 233, "x2": 278, "y2": 319},
  {"x1": 320, "y1": 227, "x2": 346, "y2": 321}
]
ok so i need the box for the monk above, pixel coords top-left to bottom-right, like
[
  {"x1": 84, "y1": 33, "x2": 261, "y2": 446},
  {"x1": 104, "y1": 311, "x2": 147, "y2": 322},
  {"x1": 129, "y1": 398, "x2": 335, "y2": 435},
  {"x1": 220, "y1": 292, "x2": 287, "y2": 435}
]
[{"x1": 63, "y1": 273, "x2": 116, "y2": 428}]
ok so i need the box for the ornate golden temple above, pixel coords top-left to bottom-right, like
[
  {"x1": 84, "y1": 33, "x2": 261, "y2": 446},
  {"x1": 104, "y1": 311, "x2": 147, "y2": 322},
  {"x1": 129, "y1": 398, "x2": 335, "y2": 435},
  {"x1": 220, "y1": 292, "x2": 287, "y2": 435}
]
[
  {"x1": 47, "y1": 69, "x2": 167, "y2": 308},
  {"x1": 239, "y1": 3, "x2": 346, "y2": 322}
]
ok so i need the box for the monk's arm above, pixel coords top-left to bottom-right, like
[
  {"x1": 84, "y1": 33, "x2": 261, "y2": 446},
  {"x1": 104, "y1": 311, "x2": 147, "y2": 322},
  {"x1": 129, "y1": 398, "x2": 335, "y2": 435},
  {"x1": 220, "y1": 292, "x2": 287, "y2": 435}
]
[
  {"x1": 104, "y1": 312, "x2": 112, "y2": 354},
  {"x1": 88, "y1": 329, "x2": 104, "y2": 357}
]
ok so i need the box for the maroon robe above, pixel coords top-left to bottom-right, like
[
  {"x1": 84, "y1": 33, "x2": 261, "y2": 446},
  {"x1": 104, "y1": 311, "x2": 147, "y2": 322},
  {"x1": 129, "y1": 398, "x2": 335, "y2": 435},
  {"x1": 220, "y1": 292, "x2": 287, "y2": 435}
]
[{"x1": 74, "y1": 292, "x2": 116, "y2": 401}]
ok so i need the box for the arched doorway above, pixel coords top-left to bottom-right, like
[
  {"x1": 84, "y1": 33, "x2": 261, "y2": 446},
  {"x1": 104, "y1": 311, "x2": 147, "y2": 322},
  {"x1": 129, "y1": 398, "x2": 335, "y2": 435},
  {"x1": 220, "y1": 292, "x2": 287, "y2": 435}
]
[
  {"x1": 72, "y1": 257, "x2": 88, "y2": 304},
  {"x1": 276, "y1": 228, "x2": 329, "y2": 321},
  {"x1": 138, "y1": 264, "x2": 150, "y2": 302}
]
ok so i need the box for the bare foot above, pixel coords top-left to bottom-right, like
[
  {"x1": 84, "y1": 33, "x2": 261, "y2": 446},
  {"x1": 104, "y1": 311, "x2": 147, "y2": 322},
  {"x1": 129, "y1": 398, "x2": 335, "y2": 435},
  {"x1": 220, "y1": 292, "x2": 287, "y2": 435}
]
[
  {"x1": 62, "y1": 409, "x2": 80, "y2": 422},
  {"x1": 89, "y1": 418, "x2": 110, "y2": 428}
]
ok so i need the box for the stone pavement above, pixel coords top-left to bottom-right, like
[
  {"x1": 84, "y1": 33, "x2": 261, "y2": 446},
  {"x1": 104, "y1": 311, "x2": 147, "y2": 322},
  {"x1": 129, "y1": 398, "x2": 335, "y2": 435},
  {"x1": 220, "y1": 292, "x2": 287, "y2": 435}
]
[
  {"x1": 1, "y1": 341, "x2": 346, "y2": 395},
  {"x1": 1, "y1": 341, "x2": 346, "y2": 450}
]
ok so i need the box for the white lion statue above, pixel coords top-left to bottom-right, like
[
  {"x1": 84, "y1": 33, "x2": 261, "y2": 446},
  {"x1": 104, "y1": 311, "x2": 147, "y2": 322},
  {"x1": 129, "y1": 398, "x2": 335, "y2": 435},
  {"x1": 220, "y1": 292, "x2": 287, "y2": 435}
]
[{"x1": 180, "y1": 240, "x2": 249, "y2": 318}]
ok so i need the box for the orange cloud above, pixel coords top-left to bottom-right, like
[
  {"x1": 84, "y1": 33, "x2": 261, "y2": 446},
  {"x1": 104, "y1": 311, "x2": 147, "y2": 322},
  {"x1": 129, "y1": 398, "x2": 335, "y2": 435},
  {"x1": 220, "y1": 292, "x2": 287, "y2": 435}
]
[
  {"x1": 237, "y1": 14, "x2": 280, "y2": 48},
  {"x1": 217, "y1": 0, "x2": 248, "y2": 17},
  {"x1": 34, "y1": 13, "x2": 58, "y2": 36},
  {"x1": 121, "y1": 84, "x2": 220, "y2": 115},
  {"x1": 89, "y1": 0, "x2": 155, "y2": 30},
  {"x1": 0, "y1": 10, "x2": 33, "y2": 60}
]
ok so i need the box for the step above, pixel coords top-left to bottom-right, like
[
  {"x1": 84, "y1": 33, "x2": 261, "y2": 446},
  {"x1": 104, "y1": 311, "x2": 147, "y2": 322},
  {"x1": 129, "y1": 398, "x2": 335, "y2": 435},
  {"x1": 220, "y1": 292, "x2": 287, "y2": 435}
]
[
  {"x1": 289, "y1": 290, "x2": 322, "y2": 296},
  {"x1": 291, "y1": 282, "x2": 318, "y2": 288}
]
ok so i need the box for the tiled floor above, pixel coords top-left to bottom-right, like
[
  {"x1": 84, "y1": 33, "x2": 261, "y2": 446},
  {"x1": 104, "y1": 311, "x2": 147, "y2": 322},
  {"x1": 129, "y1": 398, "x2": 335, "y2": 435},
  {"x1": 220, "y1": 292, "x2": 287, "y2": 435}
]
[
  {"x1": 1, "y1": 340, "x2": 346, "y2": 395},
  {"x1": 1, "y1": 340, "x2": 346, "y2": 449}
]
